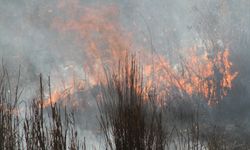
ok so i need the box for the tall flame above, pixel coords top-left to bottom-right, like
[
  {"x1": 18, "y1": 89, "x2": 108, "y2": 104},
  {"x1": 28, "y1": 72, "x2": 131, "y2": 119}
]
[
  {"x1": 143, "y1": 47, "x2": 238, "y2": 105},
  {"x1": 45, "y1": 1, "x2": 237, "y2": 107}
]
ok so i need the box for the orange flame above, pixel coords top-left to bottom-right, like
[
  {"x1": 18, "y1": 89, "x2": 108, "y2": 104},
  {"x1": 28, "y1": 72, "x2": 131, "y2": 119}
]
[
  {"x1": 43, "y1": 78, "x2": 86, "y2": 108},
  {"x1": 46, "y1": 1, "x2": 237, "y2": 107},
  {"x1": 143, "y1": 47, "x2": 238, "y2": 106}
]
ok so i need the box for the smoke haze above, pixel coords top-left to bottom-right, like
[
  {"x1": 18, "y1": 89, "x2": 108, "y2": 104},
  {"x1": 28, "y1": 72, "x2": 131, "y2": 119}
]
[{"x1": 0, "y1": 0, "x2": 250, "y2": 148}]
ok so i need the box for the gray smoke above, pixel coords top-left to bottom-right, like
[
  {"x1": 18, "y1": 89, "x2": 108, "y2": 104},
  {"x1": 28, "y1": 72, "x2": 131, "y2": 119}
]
[{"x1": 1, "y1": 0, "x2": 250, "y2": 148}]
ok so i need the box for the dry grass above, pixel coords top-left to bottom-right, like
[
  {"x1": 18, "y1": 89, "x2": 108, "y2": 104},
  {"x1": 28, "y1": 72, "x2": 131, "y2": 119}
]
[
  {"x1": 0, "y1": 57, "x2": 250, "y2": 149},
  {"x1": 97, "y1": 55, "x2": 250, "y2": 150},
  {"x1": 23, "y1": 74, "x2": 85, "y2": 150},
  {"x1": 0, "y1": 65, "x2": 22, "y2": 150},
  {"x1": 98, "y1": 55, "x2": 167, "y2": 150},
  {"x1": 0, "y1": 67, "x2": 85, "y2": 150}
]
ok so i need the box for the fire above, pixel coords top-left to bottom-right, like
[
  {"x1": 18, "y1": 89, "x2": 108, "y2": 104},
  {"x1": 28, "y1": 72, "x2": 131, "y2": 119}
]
[
  {"x1": 45, "y1": 1, "x2": 238, "y2": 107},
  {"x1": 143, "y1": 47, "x2": 238, "y2": 105},
  {"x1": 52, "y1": 4, "x2": 133, "y2": 85},
  {"x1": 42, "y1": 78, "x2": 86, "y2": 108}
]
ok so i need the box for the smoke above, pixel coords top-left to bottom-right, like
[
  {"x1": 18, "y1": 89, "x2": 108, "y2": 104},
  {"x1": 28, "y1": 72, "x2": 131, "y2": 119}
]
[
  {"x1": 1, "y1": 0, "x2": 250, "y2": 148},
  {"x1": 1, "y1": 0, "x2": 249, "y2": 79}
]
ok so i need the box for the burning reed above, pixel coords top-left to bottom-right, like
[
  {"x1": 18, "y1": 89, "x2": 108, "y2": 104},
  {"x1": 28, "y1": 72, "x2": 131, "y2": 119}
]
[
  {"x1": 0, "y1": 54, "x2": 248, "y2": 150},
  {"x1": 97, "y1": 54, "x2": 249, "y2": 150}
]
